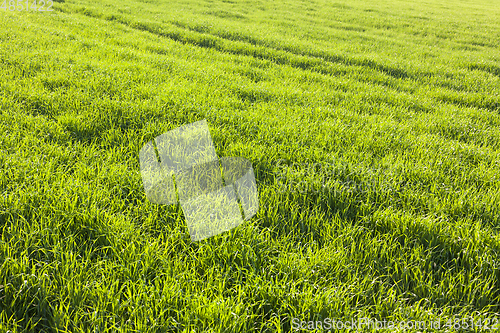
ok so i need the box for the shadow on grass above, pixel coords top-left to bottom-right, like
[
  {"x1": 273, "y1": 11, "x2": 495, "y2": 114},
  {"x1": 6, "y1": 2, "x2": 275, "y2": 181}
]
[{"x1": 73, "y1": 6, "x2": 413, "y2": 81}]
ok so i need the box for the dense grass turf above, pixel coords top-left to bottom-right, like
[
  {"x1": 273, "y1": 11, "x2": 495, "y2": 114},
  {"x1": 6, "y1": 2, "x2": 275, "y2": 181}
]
[{"x1": 1, "y1": 0, "x2": 500, "y2": 331}]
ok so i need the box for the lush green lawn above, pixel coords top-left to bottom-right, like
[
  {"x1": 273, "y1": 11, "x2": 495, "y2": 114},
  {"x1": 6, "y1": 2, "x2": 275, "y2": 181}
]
[{"x1": 1, "y1": 0, "x2": 500, "y2": 331}]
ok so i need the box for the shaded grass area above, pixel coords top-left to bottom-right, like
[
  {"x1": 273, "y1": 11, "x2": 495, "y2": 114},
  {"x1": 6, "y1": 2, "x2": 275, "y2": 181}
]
[{"x1": 1, "y1": 0, "x2": 500, "y2": 331}]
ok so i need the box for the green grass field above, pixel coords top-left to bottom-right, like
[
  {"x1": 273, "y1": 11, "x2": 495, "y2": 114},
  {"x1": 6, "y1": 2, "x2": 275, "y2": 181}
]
[{"x1": 1, "y1": 0, "x2": 500, "y2": 331}]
